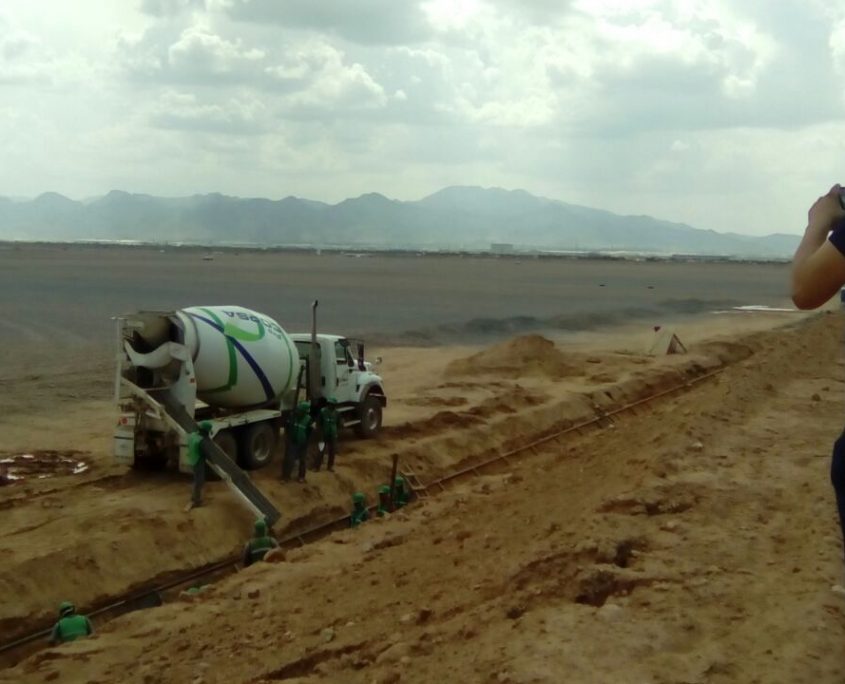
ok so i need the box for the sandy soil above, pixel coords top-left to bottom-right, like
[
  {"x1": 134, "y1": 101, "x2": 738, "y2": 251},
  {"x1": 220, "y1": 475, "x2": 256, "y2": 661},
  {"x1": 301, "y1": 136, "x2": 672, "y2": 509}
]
[{"x1": 3, "y1": 306, "x2": 844, "y2": 682}]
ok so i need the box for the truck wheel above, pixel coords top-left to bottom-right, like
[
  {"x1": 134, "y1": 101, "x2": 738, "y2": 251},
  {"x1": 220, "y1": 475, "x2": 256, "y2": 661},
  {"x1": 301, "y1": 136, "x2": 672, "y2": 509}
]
[
  {"x1": 239, "y1": 422, "x2": 277, "y2": 470},
  {"x1": 356, "y1": 394, "x2": 383, "y2": 438}
]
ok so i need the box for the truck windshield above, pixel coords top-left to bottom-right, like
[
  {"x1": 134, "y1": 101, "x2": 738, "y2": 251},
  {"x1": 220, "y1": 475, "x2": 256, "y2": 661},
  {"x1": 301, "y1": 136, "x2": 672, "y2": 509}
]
[{"x1": 334, "y1": 340, "x2": 353, "y2": 366}]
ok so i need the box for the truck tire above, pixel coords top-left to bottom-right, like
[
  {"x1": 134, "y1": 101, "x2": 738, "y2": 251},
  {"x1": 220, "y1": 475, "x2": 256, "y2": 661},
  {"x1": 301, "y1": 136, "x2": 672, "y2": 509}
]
[
  {"x1": 239, "y1": 422, "x2": 277, "y2": 470},
  {"x1": 356, "y1": 394, "x2": 383, "y2": 438}
]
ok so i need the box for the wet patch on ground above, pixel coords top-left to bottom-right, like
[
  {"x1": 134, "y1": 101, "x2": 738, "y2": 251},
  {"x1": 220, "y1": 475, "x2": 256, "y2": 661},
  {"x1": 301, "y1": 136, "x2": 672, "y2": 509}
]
[{"x1": 0, "y1": 450, "x2": 90, "y2": 482}]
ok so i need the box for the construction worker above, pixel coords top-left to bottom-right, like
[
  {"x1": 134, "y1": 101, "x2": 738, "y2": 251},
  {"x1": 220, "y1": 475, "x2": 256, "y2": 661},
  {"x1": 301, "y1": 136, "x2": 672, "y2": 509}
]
[
  {"x1": 49, "y1": 602, "x2": 93, "y2": 645},
  {"x1": 350, "y1": 492, "x2": 369, "y2": 527},
  {"x1": 242, "y1": 518, "x2": 279, "y2": 567},
  {"x1": 393, "y1": 476, "x2": 410, "y2": 508},
  {"x1": 188, "y1": 421, "x2": 213, "y2": 508},
  {"x1": 377, "y1": 484, "x2": 392, "y2": 516},
  {"x1": 283, "y1": 402, "x2": 312, "y2": 483},
  {"x1": 316, "y1": 397, "x2": 339, "y2": 472}
]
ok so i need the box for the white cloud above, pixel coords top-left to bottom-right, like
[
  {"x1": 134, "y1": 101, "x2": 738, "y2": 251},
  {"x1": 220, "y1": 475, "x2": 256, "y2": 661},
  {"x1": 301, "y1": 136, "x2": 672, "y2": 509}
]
[
  {"x1": 119, "y1": 22, "x2": 266, "y2": 84},
  {"x1": 224, "y1": 0, "x2": 433, "y2": 45},
  {"x1": 0, "y1": 14, "x2": 54, "y2": 83},
  {"x1": 830, "y1": 17, "x2": 845, "y2": 92},
  {"x1": 167, "y1": 24, "x2": 264, "y2": 77},
  {"x1": 141, "y1": 0, "x2": 206, "y2": 17},
  {"x1": 149, "y1": 90, "x2": 267, "y2": 133},
  {"x1": 0, "y1": 0, "x2": 843, "y2": 236},
  {"x1": 265, "y1": 40, "x2": 387, "y2": 111},
  {"x1": 422, "y1": 0, "x2": 484, "y2": 30}
]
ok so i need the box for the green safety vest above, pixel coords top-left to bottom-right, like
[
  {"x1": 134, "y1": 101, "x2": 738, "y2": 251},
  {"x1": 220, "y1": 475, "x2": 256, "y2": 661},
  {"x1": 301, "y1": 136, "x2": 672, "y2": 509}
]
[
  {"x1": 186, "y1": 432, "x2": 204, "y2": 466},
  {"x1": 291, "y1": 416, "x2": 311, "y2": 446},
  {"x1": 248, "y1": 536, "x2": 276, "y2": 563},
  {"x1": 320, "y1": 407, "x2": 338, "y2": 438},
  {"x1": 55, "y1": 615, "x2": 92, "y2": 643},
  {"x1": 350, "y1": 506, "x2": 369, "y2": 527}
]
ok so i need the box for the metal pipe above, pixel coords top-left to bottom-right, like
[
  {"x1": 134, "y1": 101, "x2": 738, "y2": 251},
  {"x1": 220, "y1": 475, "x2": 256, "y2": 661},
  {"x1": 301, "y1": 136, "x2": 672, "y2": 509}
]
[{"x1": 309, "y1": 300, "x2": 321, "y2": 401}]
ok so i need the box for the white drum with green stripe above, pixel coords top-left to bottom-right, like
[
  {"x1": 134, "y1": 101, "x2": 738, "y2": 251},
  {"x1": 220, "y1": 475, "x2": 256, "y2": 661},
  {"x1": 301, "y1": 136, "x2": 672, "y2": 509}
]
[{"x1": 180, "y1": 306, "x2": 299, "y2": 409}]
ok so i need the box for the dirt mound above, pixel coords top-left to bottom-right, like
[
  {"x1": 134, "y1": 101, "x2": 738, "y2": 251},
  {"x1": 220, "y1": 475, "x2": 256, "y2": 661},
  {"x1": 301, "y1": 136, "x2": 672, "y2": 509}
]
[{"x1": 446, "y1": 334, "x2": 583, "y2": 378}]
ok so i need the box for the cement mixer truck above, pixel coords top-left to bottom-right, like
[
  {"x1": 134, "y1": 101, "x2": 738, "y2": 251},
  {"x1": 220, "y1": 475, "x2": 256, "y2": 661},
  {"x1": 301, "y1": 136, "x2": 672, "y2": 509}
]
[{"x1": 112, "y1": 303, "x2": 387, "y2": 476}]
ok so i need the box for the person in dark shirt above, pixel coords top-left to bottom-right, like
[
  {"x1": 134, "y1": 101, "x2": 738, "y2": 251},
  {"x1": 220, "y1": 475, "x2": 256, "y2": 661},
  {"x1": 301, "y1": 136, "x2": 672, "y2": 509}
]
[{"x1": 791, "y1": 183, "x2": 845, "y2": 561}]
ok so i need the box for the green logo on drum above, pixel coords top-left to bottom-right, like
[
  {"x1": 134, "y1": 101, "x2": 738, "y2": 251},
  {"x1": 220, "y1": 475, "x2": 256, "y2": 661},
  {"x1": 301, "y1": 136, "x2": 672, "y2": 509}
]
[
  {"x1": 199, "y1": 307, "x2": 266, "y2": 393},
  {"x1": 190, "y1": 307, "x2": 293, "y2": 402}
]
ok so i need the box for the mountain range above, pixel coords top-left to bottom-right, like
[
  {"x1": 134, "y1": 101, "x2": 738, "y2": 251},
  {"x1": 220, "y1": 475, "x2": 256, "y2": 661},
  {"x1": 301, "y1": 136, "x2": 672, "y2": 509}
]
[{"x1": 0, "y1": 186, "x2": 798, "y2": 257}]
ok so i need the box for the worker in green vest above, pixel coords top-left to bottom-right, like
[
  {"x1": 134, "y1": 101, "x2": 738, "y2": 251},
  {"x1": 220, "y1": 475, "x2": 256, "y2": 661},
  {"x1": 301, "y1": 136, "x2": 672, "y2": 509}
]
[
  {"x1": 350, "y1": 492, "x2": 369, "y2": 527},
  {"x1": 283, "y1": 402, "x2": 312, "y2": 483},
  {"x1": 316, "y1": 397, "x2": 339, "y2": 472},
  {"x1": 49, "y1": 602, "x2": 93, "y2": 645},
  {"x1": 188, "y1": 420, "x2": 213, "y2": 508},
  {"x1": 394, "y1": 476, "x2": 410, "y2": 508},
  {"x1": 242, "y1": 518, "x2": 279, "y2": 567},
  {"x1": 377, "y1": 484, "x2": 392, "y2": 516}
]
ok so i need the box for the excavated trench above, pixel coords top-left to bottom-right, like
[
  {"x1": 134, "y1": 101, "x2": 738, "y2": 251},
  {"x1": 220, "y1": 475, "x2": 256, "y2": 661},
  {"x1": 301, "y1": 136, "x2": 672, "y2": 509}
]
[{"x1": 0, "y1": 350, "x2": 736, "y2": 670}]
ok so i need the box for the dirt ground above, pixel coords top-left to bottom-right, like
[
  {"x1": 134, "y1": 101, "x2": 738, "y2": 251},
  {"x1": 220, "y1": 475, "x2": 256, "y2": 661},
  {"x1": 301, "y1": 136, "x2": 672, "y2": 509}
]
[{"x1": 3, "y1": 306, "x2": 845, "y2": 683}]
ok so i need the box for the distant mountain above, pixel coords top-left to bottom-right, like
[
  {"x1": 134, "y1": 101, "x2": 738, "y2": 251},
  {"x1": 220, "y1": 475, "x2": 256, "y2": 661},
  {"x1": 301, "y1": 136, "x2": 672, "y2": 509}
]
[{"x1": 0, "y1": 186, "x2": 798, "y2": 257}]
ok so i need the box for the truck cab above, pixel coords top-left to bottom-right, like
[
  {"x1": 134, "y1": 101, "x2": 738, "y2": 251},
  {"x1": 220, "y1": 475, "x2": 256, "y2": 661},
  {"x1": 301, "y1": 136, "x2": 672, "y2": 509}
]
[{"x1": 289, "y1": 333, "x2": 386, "y2": 436}]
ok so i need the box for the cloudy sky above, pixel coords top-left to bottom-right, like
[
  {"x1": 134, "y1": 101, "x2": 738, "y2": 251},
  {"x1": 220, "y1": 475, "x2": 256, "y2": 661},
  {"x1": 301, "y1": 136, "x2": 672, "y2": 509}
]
[{"x1": 1, "y1": 0, "x2": 844, "y2": 236}]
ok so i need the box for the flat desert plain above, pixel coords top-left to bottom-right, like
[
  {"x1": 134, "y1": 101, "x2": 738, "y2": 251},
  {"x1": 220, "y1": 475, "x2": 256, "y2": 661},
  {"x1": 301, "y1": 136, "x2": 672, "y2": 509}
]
[{"x1": 1, "y1": 244, "x2": 844, "y2": 683}]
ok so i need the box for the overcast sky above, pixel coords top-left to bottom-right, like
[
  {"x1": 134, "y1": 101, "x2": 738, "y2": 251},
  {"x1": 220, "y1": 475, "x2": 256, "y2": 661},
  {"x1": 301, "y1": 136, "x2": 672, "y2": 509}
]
[{"x1": 1, "y1": 0, "x2": 844, "y2": 236}]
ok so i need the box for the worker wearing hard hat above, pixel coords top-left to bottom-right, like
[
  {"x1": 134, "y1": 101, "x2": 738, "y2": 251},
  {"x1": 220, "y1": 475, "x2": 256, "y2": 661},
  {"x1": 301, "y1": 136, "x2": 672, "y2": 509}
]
[
  {"x1": 282, "y1": 402, "x2": 312, "y2": 483},
  {"x1": 377, "y1": 484, "x2": 392, "y2": 516},
  {"x1": 242, "y1": 518, "x2": 279, "y2": 567},
  {"x1": 316, "y1": 397, "x2": 339, "y2": 472},
  {"x1": 49, "y1": 602, "x2": 93, "y2": 645},
  {"x1": 188, "y1": 421, "x2": 213, "y2": 508},
  {"x1": 350, "y1": 492, "x2": 369, "y2": 527},
  {"x1": 393, "y1": 476, "x2": 410, "y2": 508}
]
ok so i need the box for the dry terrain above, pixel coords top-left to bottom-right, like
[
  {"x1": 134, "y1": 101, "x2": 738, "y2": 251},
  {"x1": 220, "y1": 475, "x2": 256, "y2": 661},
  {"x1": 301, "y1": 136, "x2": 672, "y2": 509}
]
[{"x1": 2, "y1": 296, "x2": 844, "y2": 683}]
